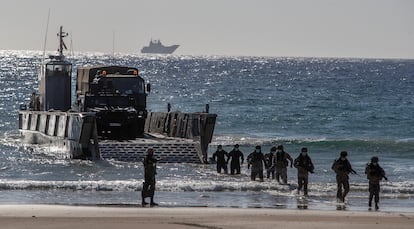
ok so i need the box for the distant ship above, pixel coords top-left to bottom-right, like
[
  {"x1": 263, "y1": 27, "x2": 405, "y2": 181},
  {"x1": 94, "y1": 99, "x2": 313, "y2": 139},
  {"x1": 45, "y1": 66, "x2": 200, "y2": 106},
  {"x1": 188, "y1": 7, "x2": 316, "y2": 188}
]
[{"x1": 141, "y1": 39, "x2": 179, "y2": 54}]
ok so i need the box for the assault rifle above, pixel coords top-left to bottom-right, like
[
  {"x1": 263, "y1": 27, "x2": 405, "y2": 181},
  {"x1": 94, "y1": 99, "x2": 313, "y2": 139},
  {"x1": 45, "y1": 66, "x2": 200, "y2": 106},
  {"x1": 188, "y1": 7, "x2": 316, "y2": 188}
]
[{"x1": 350, "y1": 168, "x2": 360, "y2": 177}]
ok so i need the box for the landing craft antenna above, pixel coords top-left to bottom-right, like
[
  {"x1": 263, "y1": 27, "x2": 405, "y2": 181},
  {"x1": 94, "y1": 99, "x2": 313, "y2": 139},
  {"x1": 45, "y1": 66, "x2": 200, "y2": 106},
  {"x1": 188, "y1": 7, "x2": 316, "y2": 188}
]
[
  {"x1": 112, "y1": 30, "x2": 115, "y2": 58},
  {"x1": 42, "y1": 9, "x2": 51, "y2": 63},
  {"x1": 70, "y1": 31, "x2": 74, "y2": 57}
]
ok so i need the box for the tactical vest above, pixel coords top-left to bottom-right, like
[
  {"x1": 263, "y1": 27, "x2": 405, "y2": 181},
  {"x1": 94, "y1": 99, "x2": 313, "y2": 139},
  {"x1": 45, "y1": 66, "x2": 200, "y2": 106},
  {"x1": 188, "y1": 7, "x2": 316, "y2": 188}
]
[{"x1": 276, "y1": 151, "x2": 288, "y2": 167}]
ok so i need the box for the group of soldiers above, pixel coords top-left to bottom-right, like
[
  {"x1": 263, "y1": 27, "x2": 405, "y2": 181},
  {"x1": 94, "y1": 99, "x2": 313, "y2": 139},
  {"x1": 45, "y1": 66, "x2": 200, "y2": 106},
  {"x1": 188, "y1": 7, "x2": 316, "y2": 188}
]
[
  {"x1": 212, "y1": 144, "x2": 387, "y2": 210},
  {"x1": 331, "y1": 150, "x2": 387, "y2": 210},
  {"x1": 212, "y1": 144, "x2": 314, "y2": 195},
  {"x1": 141, "y1": 145, "x2": 388, "y2": 210}
]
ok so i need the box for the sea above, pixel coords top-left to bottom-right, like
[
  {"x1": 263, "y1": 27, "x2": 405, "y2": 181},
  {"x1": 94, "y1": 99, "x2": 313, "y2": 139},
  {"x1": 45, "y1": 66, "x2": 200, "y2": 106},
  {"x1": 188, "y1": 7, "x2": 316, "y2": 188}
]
[{"x1": 0, "y1": 50, "x2": 413, "y2": 212}]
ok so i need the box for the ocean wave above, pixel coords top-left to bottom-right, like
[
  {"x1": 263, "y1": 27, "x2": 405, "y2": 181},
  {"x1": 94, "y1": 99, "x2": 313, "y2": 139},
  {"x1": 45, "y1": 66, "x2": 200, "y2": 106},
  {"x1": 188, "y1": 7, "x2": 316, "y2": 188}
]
[
  {"x1": 0, "y1": 179, "x2": 412, "y2": 197},
  {"x1": 0, "y1": 179, "x2": 139, "y2": 192},
  {"x1": 211, "y1": 134, "x2": 414, "y2": 148},
  {"x1": 396, "y1": 138, "x2": 414, "y2": 143}
]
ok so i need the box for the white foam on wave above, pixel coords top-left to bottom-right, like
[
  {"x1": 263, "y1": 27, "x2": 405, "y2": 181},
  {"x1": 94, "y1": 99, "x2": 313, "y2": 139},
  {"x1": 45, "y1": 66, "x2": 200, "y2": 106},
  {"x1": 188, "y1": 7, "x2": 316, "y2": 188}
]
[
  {"x1": 209, "y1": 134, "x2": 401, "y2": 147},
  {"x1": 0, "y1": 179, "x2": 141, "y2": 191},
  {"x1": 211, "y1": 134, "x2": 332, "y2": 147},
  {"x1": 0, "y1": 177, "x2": 413, "y2": 201},
  {"x1": 396, "y1": 138, "x2": 414, "y2": 143}
]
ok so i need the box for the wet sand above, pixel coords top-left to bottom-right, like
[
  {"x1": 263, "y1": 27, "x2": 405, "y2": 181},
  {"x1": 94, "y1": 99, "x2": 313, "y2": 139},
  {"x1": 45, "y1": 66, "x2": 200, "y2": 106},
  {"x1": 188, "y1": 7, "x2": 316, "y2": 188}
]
[{"x1": 0, "y1": 205, "x2": 412, "y2": 229}]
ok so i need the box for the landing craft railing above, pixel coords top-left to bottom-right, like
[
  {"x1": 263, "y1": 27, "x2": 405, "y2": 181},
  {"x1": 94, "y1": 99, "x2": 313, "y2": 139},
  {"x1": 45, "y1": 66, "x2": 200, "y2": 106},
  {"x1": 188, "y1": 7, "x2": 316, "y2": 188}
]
[
  {"x1": 144, "y1": 111, "x2": 216, "y2": 163},
  {"x1": 19, "y1": 110, "x2": 216, "y2": 163}
]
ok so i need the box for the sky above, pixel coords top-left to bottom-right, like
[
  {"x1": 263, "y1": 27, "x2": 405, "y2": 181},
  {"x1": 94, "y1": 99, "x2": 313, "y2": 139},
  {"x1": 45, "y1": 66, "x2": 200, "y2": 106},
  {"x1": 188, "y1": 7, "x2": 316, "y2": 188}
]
[{"x1": 1, "y1": 0, "x2": 413, "y2": 59}]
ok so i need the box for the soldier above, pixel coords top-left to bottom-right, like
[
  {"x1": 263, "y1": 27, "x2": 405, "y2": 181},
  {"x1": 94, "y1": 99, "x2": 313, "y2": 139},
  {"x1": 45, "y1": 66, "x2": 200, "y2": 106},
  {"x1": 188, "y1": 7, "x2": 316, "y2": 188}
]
[
  {"x1": 273, "y1": 145, "x2": 293, "y2": 184},
  {"x1": 294, "y1": 147, "x2": 314, "y2": 196},
  {"x1": 227, "y1": 144, "x2": 244, "y2": 175},
  {"x1": 264, "y1": 147, "x2": 276, "y2": 179},
  {"x1": 365, "y1": 156, "x2": 388, "y2": 210},
  {"x1": 212, "y1": 145, "x2": 229, "y2": 174},
  {"x1": 247, "y1": 145, "x2": 266, "y2": 182},
  {"x1": 332, "y1": 151, "x2": 357, "y2": 203},
  {"x1": 142, "y1": 148, "x2": 158, "y2": 206}
]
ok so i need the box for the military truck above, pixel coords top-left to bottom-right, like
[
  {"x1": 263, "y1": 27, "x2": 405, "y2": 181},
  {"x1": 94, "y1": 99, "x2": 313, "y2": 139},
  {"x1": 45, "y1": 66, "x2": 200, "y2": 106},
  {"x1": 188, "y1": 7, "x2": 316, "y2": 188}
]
[{"x1": 76, "y1": 66, "x2": 149, "y2": 139}]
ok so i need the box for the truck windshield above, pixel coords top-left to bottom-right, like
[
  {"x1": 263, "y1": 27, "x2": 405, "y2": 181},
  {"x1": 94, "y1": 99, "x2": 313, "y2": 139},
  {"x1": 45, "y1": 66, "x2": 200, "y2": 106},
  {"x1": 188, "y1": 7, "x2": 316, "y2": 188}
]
[{"x1": 107, "y1": 77, "x2": 145, "y2": 95}]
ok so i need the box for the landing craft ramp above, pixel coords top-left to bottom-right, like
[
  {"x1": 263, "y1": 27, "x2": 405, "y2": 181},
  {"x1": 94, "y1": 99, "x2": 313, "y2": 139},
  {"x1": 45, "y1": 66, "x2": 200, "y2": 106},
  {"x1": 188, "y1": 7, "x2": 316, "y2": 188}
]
[
  {"x1": 101, "y1": 111, "x2": 216, "y2": 163},
  {"x1": 99, "y1": 135, "x2": 202, "y2": 163}
]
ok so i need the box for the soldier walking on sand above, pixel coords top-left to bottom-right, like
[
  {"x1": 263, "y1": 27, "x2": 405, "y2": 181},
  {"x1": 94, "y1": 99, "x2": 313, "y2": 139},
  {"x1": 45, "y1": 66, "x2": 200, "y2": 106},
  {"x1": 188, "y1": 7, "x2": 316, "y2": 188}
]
[
  {"x1": 332, "y1": 151, "x2": 357, "y2": 203},
  {"x1": 365, "y1": 156, "x2": 388, "y2": 210},
  {"x1": 142, "y1": 148, "x2": 158, "y2": 207}
]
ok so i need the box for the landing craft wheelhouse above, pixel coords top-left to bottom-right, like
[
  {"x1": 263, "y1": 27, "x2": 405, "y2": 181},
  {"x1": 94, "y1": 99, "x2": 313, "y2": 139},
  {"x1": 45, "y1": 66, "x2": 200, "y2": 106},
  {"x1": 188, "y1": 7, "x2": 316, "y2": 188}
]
[{"x1": 32, "y1": 26, "x2": 72, "y2": 112}]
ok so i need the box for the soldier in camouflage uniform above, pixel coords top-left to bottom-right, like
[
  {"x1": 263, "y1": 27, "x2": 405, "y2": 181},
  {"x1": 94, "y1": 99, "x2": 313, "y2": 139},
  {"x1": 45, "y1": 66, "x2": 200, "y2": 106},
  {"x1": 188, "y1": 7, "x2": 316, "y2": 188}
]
[
  {"x1": 142, "y1": 148, "x2": 158, "y2": 206},
  {"x1": 247, "y1": 145, "x2": 265, "y2": 182},
  {"x1": 332, "y1": 151, "x2": 357, "y2": 203},
  {"x1": 227, "y1": 144, "x2": 244, "y2": 175},
  {"x1": 273, "y1": 145, "x2": 293, "y2": 184},
  {"x1": 294, "y1": 147, "x2": 314, "y2": 196},
  {"x1": 365, "y1": 156, "x2": 387, "y2": 210},
  {"x1": 212, "y1": 145, "x2": 229, "y2": 174},
  {"x1": 264, "y1": 147, "x2": 276, "y2": 179}
]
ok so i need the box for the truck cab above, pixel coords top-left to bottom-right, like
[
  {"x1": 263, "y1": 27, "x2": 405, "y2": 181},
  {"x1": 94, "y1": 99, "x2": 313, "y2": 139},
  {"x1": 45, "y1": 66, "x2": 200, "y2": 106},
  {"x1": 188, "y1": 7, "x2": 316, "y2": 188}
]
[{"x1": 76, "y1": 66, "x2": 148, "y2": 139}]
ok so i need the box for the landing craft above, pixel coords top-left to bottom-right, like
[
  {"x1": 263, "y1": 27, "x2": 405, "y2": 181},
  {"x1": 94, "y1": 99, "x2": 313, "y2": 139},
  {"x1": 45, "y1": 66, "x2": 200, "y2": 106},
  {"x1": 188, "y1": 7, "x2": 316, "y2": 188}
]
[{"x1": 19, "y1": 26, "x2": 216, "y2": 163}]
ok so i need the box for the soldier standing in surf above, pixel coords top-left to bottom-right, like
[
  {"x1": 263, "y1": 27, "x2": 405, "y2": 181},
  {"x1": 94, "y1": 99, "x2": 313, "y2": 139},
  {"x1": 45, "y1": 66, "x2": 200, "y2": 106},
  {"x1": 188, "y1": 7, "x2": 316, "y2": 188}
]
[
  {"x1": 294, "y1": 147, "x2": 314, "y2": 196},
  {"x1": 142, "y1": 148, "x2": 158, "y2": 207},
  {"x1": 332, "y1": 151, "x2": 357, "y2": 203},
  {"x1": 227, "y1": 144, "x2": 244, "y2": 175},
  {"x1": 264, "y1": 147, "x2": 276, "y2": 179},
  {"x1": 365, "y1": 156, "x2": 388, "y2": 210},
  {"x1": 212, "y1": 145, "x2": 229, "y2": 174},
  {"x1": 273, "y1": 145, "x2": 293, "y2": 184},
  {"x1": 247, "y1": 145, "x2": 266, "y2": 182}
]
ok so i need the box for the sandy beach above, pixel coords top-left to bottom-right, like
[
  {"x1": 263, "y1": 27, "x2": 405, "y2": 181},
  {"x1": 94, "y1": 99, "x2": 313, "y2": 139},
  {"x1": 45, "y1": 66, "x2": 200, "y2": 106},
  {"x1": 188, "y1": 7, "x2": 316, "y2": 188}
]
[{"x1": 0, "y1": 205, "x2": 412, "y2": 229}]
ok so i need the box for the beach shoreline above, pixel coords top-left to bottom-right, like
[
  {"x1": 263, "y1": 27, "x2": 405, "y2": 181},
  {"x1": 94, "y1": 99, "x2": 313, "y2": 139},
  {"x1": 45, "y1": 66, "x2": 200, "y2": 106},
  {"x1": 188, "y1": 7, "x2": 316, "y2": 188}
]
[{"x1": 0, "y1": 205, "x2": 412, "y2": 229}]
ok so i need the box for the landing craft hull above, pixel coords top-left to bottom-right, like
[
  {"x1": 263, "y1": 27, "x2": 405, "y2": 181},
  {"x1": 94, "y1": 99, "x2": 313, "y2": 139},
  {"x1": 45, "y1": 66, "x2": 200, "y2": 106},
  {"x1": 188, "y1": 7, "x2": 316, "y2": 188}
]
[
  {"x1": 20, "y1": 130, "x2": 84, "y2": 159},
  {"x1": 18, "y1": 111, "x2": 99, "y2": 159},
  {"x1": 19, "y1": 110, "x2": 216, "y2": 163}
]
